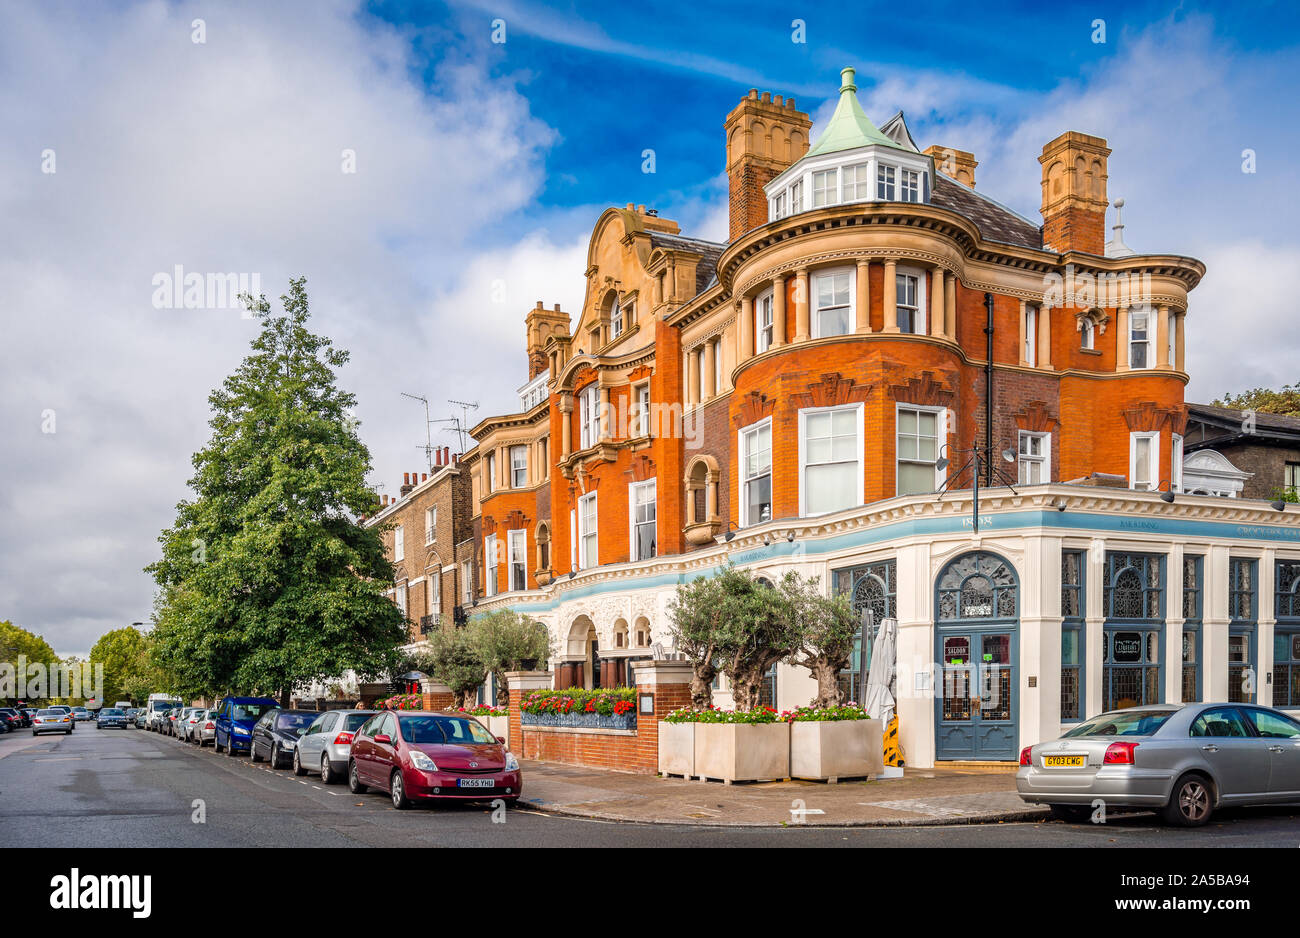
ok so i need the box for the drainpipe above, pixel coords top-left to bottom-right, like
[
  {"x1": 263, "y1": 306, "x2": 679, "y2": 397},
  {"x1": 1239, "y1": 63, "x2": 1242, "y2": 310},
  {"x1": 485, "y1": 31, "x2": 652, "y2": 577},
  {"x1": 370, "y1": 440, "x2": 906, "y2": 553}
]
[{"x1": 984, "y1": 292, "x2": 995, "y2": 486}]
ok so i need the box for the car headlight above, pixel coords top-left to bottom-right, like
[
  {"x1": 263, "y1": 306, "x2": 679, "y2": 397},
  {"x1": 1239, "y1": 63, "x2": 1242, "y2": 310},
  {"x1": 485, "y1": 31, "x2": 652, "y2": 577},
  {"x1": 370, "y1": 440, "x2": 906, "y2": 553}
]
[
  {"x1": 408, "y1": 750, "x2": 438, "y2": 772},
  {"x1": 233, "y1": 726, "x2": 249, "y2": 736},
  {"x1": 504, "y1": 752, "x2": 520, "y2": 772}
]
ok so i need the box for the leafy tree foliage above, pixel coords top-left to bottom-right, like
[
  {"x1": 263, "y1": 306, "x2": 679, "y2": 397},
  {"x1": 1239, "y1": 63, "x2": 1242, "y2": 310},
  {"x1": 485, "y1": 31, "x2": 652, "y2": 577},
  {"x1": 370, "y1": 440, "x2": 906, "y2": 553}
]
[
  {"x1": 417, "y1": 627, "x2": 486, "y2": 709},
  {"x1": 466, "y1": 610, "x2": 551, "y2": 706},
  {"x1": 1213, "y1": 382, "x2": 1300, "y2": 417},
  {"x1": 88, "y1": 625, "x2": 150, "y2": 705},
  {"x1": 146, "y1": 279, "x2": 406, "y2": 704},
  {"x1": 779, "y1": 572, "x2": 859, "y2": 707}
]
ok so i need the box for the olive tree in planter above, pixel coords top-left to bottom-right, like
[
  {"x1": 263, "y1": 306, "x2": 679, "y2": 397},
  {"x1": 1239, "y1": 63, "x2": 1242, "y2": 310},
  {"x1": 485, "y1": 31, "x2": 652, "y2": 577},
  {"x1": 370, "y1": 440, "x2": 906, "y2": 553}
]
[
  {"x1": 416, "y1": 627, "x2": 485, "y2": 709},
  {"x1": 780, "y1": 571, "x2": 857, "y2": 707},
  {"x1": 666, "y1": 572, "x2": 723, "y2": 709},
  {"x1": 467, "y1": 609, "x2": 551, "y2": 706}
]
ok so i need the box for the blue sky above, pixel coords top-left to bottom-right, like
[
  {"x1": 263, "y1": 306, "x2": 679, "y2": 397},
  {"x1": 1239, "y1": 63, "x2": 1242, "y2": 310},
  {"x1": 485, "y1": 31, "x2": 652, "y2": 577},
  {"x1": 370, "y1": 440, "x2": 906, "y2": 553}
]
[{"x1": 2, "y1": 0, "x2": 1298, "y2": 654}]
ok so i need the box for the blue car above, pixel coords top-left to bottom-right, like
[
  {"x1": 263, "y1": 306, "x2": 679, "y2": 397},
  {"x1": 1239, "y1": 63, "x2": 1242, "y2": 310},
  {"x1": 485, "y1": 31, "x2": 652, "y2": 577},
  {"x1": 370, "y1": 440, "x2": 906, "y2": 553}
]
[{"x1": 212, "y1": 697, "x2": 280, "y2": 756}]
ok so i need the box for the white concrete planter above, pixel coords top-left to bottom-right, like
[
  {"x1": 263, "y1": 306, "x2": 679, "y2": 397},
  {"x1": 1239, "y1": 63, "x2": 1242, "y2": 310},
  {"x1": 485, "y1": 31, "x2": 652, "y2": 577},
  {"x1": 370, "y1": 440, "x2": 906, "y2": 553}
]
[
  {"x1": 694, "y1": 722, "x2": 790, "y2": 783},
  {"x1": 657, "y1": 721, "x2": 695, "y2": 777},
  {"x1": 484, "y1": 715, "x2": 509, "y2": 745},
  {"x1": 789, "y1": 719, "x2": 885, "y2": 781}
]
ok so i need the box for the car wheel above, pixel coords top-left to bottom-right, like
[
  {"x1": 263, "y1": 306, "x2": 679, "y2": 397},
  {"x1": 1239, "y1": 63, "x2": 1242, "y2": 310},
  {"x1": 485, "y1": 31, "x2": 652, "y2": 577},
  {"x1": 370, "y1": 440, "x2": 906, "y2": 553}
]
[
  {"x1": 270, "y1": 744, "x2": 282, "y2": 769},
  {"x1": 348, "y1": 760, "x2": 367, "y2": 794},
  {"x1": 1162, "y1": 773, "x2": 1214, "y2": 827},
  {"x1": 250, "y1": 741, "x2": 262, "y2": 763},
  {"x1": 226, "y1": 738, "x2": 238, "y2": 757},
  {"x1": 214, "y1": 734, "x2": 223, "y2": 753},
  {"x1": 390, "y1": 770, "x2": 411, "y2": 810},
  {"x1": 292, "y1": 748, "x2": 307, "y2": 776},
  {"x1": 320, "y1": 755, "x2": 336, "y2": 785},
  {"x1": 1047, "y1": 804, "x2": 1092, "y2": 823}
]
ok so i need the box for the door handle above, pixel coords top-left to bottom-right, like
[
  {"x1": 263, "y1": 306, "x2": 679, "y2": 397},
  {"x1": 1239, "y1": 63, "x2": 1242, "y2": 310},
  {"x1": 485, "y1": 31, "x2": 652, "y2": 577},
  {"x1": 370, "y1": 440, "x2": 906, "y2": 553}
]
[
  {"x1": 1268, "y1": 745, "x2": 1285, "y2": 752},
  {"x1": 1201, "y1": 744, "x2": 1219, "y2": 752}
]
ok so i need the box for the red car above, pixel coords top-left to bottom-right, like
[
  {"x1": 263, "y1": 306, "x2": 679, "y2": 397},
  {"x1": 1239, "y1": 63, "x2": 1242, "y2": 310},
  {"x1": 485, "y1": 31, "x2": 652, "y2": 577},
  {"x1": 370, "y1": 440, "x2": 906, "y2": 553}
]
[{"x1": 348, "y1": 710, "x2": 521, "y2": 809}]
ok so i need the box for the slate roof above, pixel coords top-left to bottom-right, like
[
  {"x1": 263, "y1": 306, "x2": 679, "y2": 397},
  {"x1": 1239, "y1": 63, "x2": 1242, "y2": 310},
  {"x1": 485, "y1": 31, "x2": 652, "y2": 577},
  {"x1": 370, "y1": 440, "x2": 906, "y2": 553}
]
[
  {"x1": 1186, "y1": 403, "x2": 1300, "y2": 442},
  {"x1": 930, "y1": 175, "x2": 1042, "y2": 250},
  {"x1": 649, "y1": 232, "x2": 725, "y2": 294}
]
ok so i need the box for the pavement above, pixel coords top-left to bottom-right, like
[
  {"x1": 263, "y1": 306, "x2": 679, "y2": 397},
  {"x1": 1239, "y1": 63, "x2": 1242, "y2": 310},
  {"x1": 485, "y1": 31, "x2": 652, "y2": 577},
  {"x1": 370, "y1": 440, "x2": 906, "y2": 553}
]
[{"x1": 515, "y1": 759, "x2": 1048, "y2": 826}]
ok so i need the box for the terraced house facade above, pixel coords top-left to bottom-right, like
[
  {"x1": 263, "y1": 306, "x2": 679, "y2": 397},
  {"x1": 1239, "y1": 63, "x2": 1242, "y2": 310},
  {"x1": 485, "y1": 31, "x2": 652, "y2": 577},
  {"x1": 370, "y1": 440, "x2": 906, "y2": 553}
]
[{"x1": 380, "y1": 67, "x2": 1300, "y2": 766}]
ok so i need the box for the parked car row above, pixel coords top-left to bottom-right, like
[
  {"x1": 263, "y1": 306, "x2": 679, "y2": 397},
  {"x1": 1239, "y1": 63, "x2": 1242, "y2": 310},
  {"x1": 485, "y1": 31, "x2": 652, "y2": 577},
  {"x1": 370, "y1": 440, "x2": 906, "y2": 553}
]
[{"x1": 161, "y1": 695, "x2": 523, "y2": 810}]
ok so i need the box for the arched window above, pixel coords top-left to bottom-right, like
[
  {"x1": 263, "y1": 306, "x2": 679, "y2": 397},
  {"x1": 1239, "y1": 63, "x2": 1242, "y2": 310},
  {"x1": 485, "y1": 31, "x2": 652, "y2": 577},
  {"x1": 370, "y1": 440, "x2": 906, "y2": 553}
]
[
  {"x1": 535, "y1": 522, "x2": 550, "y2": 573},
  {"x1": 937, "y1": 552, "x2": 1017, "y2": 621}
]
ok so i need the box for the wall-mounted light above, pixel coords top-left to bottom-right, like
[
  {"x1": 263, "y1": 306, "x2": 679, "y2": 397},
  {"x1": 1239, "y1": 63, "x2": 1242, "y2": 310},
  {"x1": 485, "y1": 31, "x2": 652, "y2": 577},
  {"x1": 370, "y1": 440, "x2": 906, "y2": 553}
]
[
  {"x1": 724, "y1": 521, "x2": 740, "y2": 542},
  {"x1": 1272, "y1": 499, "x2": 1288, "y2": 512},
  {"x1": 786, "y1": 531, "x2": 796, "y2": 543}
]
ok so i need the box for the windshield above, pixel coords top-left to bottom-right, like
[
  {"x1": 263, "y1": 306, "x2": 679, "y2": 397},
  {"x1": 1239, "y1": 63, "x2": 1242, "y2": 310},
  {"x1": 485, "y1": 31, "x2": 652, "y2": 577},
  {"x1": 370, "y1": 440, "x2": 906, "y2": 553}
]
[
  {"x1": 150, "y1": 701, "x2": 182, "y2": 712},
  {"x1": 232, "y1": 703, "x2": 275, "y2": 721},
  {"x1": 101, "y1": 709, "x2": 124, "y2": 716},
  {"x1": 398, "y1": 715, "x2": 497, "y2": 745},
  {"x1": 1062, "y1": 709, "x2": 1173, "y2": 737},
  {"x1": 37, "y1": 710, "x2": 63, "y2": 717},
  {"x1": 275, "y1": 712, "x2": 316, "y2": 731},
  {"x1": 343, "y1": 714, "x2": 371, "y2": 732}
]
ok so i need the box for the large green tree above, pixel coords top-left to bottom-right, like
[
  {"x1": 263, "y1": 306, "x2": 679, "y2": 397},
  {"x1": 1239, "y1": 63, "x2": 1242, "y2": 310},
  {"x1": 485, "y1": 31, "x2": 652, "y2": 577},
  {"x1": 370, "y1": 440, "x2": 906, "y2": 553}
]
[
  {"x1": 1213, "y1": 382, "x2": 1300, "y2": 417},
  {"x1": 88, "y1": 625, "x2": 150, "y2": 705},
  {"x1": 146, "y1": 278, "x2": 406, "y2": 704},
  {"x1": 417, "y1": 627, "x2": 487, "y2": 709},
  {"x1": 0, "y1": 621, "x2": 60, "y2": 704}
]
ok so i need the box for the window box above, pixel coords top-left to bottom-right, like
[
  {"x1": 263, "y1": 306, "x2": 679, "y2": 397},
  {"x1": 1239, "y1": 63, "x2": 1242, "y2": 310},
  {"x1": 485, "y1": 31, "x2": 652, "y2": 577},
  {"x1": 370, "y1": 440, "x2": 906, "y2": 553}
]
[
  {"x1": 657, "y1": 721, "x2": 695, "y2": 777},
  {"x1": 789, "y1": 718, "x2": 884, "y2": 781},
  {"x1": 693, "y1": 722, "x2": 790, "y2": 783}
]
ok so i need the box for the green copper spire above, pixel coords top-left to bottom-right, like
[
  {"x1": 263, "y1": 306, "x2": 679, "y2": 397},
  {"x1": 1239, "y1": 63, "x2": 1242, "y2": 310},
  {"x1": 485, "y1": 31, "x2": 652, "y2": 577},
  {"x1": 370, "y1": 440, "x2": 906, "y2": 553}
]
[{"x1": 805, "y1": 67, "x2": 900, "y2": 157}]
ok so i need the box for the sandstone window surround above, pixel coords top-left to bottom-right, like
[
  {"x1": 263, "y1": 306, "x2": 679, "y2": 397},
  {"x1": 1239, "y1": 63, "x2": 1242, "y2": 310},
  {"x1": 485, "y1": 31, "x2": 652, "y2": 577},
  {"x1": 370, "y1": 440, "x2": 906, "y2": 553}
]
[
  {"x1": 1018, "y1": 300, "x2": 1052, "y2": 369},
  {"x1": 685, "y1": 327, "x2": 733, "y2": 408},
  {"x1": 683, "y1": 455, "x2": 721, "y2": 545},
  {"x1": 733, "y1": 259, "x2": 957, "y2": 362}
]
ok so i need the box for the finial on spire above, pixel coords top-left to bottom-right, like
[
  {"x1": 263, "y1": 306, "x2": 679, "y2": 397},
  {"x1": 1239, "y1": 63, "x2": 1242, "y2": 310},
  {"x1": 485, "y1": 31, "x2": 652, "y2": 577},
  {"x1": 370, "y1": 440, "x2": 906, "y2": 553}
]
[{"x1": 840, "y1": 66, "x2": 857, "y2": 94}]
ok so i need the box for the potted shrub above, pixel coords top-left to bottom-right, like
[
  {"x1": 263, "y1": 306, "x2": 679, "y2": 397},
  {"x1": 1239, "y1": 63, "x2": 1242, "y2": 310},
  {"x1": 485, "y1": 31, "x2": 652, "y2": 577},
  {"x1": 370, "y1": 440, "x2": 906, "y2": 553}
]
[{"x1": 788, "y1": 704, "x2": 884, "y2": 781}]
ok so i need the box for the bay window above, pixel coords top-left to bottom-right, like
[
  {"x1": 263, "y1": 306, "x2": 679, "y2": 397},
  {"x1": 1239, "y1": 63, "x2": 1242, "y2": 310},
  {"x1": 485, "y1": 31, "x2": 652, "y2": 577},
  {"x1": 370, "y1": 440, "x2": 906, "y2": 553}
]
[
  {"x1": 800, "y1": 405, "x2": 863, "y2": 516},
  {"x1": 900, "y1": 168, "x2": 920, "y2": 202},
  {"x1": 812, "y1": 169, "x2": 838, "y2": 207},
  {"x1": 813, "y1": 268, "x2": 853, "y2": 338},
  {"x1": 740, "y1": 420, "x2": 772, "y2": 526},
  {"x1": 790, "y1": 180, "x2": 802, "y2": 213},
  {"x1": 895, "y1": 270, "x2": 924, "y2": 334},
  {"x1": 773, "y1": 190, "x2": 786, "y2": 219},
  {"x1": 842, "y1": 162, "x2": 870, "y2": 200},
  {"x1": 896, "y1": 405, "x2": 942, "y2": 496},
  {"x1": 877, "y1": 163, "x2": 895, "y2": 200},
  {"x1": 630, "y1": 480, "x2": 656, "y2": 561},
  {"x1": 1129, "y1": 308, "x2": 1152, "y2": 369},
  {"x1": 578, "y1": 493, "x2": 598, "y2": 569},
  {"x1": 510, "y1": 444, "x2": 527, "y2": 488}
]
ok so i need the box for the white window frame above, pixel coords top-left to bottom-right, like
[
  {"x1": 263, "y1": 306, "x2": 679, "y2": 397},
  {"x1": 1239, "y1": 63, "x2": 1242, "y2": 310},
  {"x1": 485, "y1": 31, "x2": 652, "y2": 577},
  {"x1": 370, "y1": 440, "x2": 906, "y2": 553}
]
[
  {"x1": 629, "y1": 480, "x2": 657, "y2": 562},
  {"x1": 1172, "y1": 433, "x2": 1184, "y2": 493},
  {"x1": 484, "y1": 452, "x2": 496, "y2": 494},
  {"x1": 1129, "y1": 308, "x2": 1153, "y2": 369},
  {"x1": 755, "y1": 289, "x2": 775, "y2": 353},
  {"x1": 773, "y1": 190, "x2": 787, "y2": 219},
  {"x1": 394, "y1": 525, "x2": 405, "y2": 562},
  {"x1": 483, "y1": 533, "x2": 499, "y2": 597},
  {"x1": 510, "y1": 444, "x2": 527, "y2": 488},
  {"x1": 1130, "y1": 431, "x2": 1159, "y2": 491},
  {"x1": 895, "y1": 267, "x2": 926, "y2": 335},
  {"x1": 461, "y1": 560, "x2": 473, "y2": 604},
  {"x1": 579, "y1": 384, "x2": 599, "y2": 449},
  {"x1": 569, "y1": 508, "x2": 577, "y2": 572},
  {"x1": 610, "y1": 297, "x2": 624, "y2": 338},
  {"x1": 877, "y1": 163, "x2": 896, "y2": 200},
  {"x1": 842, "y1": 162, "x2": 870, "y2": 201},
  {"x1": 895, "y1": 404, "x2": 947, "y2": 496},
  {"x1": 635, "y1": 383, "x2": 651, "y2": 437},
  {"x1": 1081, "y1": 316, "x2": 1095, "y2": 350},
  {"x1": 1024, "y1": 305, "x2": 1038, "y2": 366},
  {"x1": 812, "y1": 168, "x2": 838, "y2": 207},
  {"x1": 395, "y1": 584, "x2": 407, "y2": 617},
  {"x1": 812, "y1": 266, "x2": 855, "y2": 339},
  {"x1": 900, "y1": 168, "x2": 920, "y2": 202},
  {"x1": 577, "y1": 492, "x2": 598, "y2": 570},
  {"x1": 1017, "y1": 430, "x2": 1050, "y2": 484},
  {"x1": 507, "y1": 528, "x2": 526, "y2": 592},
  {"x1": 739, "y1": 417, "x2": 773, "y2": 527},
  {"x1": 798, "y1": 403, "x2": 864, "y2": 517},
  {"x1": 425, "y1": 507, "x2": 436, "y2": 545},
  {"x1": 789, "y1": 180, "x2": 802, "y2": 214},
  {"x1": 1167, "y1": 312, "x2": 1176, "y2": 368},
  {"x1": 429, "y1": 573, "x2": 440, "y2": 612}
]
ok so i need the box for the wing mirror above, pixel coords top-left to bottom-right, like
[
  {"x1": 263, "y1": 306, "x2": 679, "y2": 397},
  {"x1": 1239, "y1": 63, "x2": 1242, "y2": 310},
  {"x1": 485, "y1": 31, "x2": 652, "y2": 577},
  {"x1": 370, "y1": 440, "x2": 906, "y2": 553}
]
[
  {"x1": 374, "y1": 734, "x2": 392, "y2": 745},
  {"x1": 496, "y1": 736, "x2": 505, "y2": 744}
]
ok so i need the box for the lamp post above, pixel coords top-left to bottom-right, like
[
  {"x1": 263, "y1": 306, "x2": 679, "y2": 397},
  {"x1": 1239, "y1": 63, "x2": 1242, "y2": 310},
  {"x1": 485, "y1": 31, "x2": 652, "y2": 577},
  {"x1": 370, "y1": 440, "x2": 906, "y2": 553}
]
[{"x1": 934, "y1": 444, "x2": 1019, "y2": 535}]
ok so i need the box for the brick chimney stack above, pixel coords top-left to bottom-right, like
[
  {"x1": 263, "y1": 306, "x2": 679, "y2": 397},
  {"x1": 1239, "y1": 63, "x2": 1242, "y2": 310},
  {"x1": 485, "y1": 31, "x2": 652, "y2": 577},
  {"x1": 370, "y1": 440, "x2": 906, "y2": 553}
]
[
  {"x1": 724, "y1": 89, "x2": 812, "y2": 242},
  {"x1": 400, "y1": 472, "x2": 414, "y2": 497},
  {"x1": 924, "y1": 144, "x2": 978, "y2": 189},
  {"x1": 1039, "y1": 131, "x2": 1111, "y2": 255}
]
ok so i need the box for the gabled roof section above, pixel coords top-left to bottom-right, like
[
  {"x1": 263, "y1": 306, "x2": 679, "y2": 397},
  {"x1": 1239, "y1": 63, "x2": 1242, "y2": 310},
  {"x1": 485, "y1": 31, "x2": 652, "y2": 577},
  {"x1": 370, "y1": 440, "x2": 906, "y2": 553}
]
[
  {"x1": 805, "y1": 67, "x2": 902, "y2": 158},
  {"x1": 878, "y1": 111, "x2": 920, "y2": 152},
  {"x1": 649, "y1": 232, "x2": 725, "y2": 297}
]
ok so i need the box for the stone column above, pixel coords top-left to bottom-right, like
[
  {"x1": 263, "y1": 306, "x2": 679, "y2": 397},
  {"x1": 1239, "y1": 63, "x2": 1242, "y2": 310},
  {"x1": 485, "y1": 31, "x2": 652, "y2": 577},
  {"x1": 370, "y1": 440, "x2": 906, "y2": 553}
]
[
  {"x1": 930, "y1": 267, "x2": 945, "y2": 337},
  {"x1": 1156, "y1": 304, "x2": 1170, "y2": 368},
  {"x1": 687, "y1": 348, "x2": 700, "y2": 406},
  {"x1": 705, "y1": 468, "x2": 719, "y2": 520},
  {"x1": 1166, "y1": 542, "x2": 1186, "y2": 704},
  {"x1": 944, "y1": 272, "x2": 956, "y2": 339},
  {"x1": 739, "y1": 295, "x2": 753, "y2": 361},
  {"x1": 558, "y1": 393, "x2": 573, "y2": 459},
  {"x1": 1116, "y1": 306, "x2": 1130, "y2": 371},
  {"x1": 1085, "y1": 539, "x2": 1106, "y2": 719},
  {"x1": 793, "y1": 268, "x2": 810, "y2": 342},
  {"x1": 599, "y1": 384, "x2": 612, "y2": 440},
  {"x1": 883, "y1": 259, "x2": 899, "y2": 332},
  {"x1": 1259, "y1": 549, "x2": 1276, "y2": 708},
  {"x1": 1038, "y1": 304, "x2": 1052, "y2": 369},
  {"x1": 1203, "y1": 545, "x2": 1230, "y2": 702},
  {"x1": 702, "y1": 340, "x2": 716, "y2": 403},
  {"x1": 1018, "y1": 300, "x2": 1030, "y2": 366},
  {"x1": 856, "y1": 260, "x2": 871, "y2": 333},
  {"x1": 773, "y1": 275, "x2": 787, "y2": 347}
]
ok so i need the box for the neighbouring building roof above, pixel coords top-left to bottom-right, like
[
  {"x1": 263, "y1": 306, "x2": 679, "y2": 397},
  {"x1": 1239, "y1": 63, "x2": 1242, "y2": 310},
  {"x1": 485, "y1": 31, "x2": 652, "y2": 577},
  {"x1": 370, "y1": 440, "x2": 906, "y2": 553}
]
[
  {"x1": 1185, "y1": 403, "x2": 1300, "y2": 447},
  {"x1": 805, "y1": 67, "x2": 904, "y2": 158},
  {"x1": 930, "y1": 175, "x2": 1043, "y2": 250}
]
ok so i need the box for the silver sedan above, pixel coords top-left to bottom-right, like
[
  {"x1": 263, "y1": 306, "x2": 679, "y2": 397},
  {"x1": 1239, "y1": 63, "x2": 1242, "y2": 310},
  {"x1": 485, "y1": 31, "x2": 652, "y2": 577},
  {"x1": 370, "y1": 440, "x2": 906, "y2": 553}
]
[
  {"x1": 1017, "y1": 703, "x2": 1300, "y2": 826},
  {"x1": 292, "y1": 709, "x2": 373, "y2": 784}
]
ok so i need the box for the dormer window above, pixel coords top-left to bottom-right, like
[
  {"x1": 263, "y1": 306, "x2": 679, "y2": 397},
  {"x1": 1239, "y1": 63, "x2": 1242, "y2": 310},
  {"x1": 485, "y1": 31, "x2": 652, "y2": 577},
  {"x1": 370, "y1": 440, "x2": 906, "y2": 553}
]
[
  {"x1": 843, "y1": 163, "x2": 870, "y2": 200},
  {"x1": 900, "y1": 169, "x2": 920, "y2": 203},
  {"x1": 774, "y1": 191, "x2": 787, "y2": 220},
  {"x1": 790, "y1": 181, "x2": 803, "y2": 213},
  {"x1": 877, "y1": 164, "x2": 895, "y2": 200}
]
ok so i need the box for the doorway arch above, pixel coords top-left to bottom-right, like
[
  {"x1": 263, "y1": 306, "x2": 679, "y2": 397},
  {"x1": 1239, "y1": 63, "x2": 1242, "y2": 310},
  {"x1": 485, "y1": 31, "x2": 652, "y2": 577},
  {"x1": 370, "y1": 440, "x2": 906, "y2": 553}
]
[{"x1": 933, "y1": 551, "x2": 1020, "y2": 761}]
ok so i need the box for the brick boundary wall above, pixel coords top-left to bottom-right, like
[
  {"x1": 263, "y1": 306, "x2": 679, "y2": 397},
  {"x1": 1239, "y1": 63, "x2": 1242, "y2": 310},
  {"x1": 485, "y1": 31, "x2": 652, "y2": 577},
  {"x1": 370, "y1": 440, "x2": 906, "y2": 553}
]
[{"x1": 507, "y1": 664, "x2": 693, "y2": 775}]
